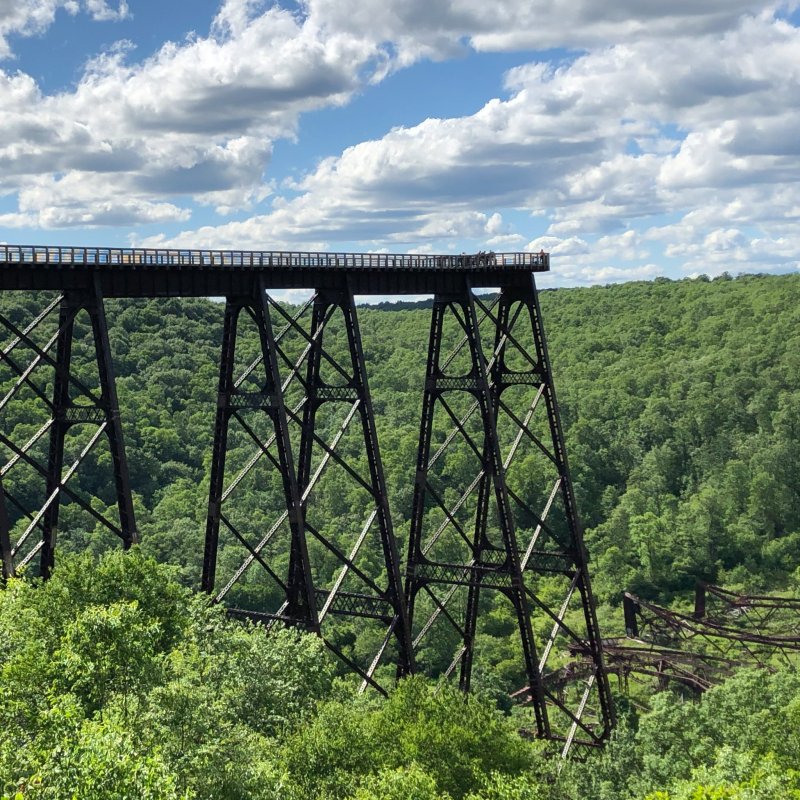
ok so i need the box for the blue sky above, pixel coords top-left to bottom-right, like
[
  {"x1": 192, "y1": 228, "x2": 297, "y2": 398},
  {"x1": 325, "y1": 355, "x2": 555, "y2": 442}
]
[{"x1": 1, "y1": 0, "x2": 799, "y2": 288}]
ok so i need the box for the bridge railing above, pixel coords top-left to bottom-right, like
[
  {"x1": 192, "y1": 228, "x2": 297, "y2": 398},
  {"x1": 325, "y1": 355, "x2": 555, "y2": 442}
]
[{"x1": 0, "y1": 245, "x2": 548, "y2": 271}]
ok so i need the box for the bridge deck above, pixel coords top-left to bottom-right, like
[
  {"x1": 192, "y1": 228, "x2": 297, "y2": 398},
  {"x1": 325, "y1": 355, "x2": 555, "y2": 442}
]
[{"x1": 0, "y1": 244, "x2": 548, "y2": 297}]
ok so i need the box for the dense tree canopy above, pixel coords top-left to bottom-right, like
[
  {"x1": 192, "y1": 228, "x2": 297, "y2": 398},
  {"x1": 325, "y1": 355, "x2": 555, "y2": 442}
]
[
  {"x1": 2, "y1": 272, "x2": 800, "y2": 796},
  {"x1": 1, "y1": 551, "x2": 799, "y2": 798}
]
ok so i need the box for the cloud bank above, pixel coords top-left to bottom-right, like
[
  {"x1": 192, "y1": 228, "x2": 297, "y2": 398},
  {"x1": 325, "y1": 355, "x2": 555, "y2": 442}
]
[{"x1": 1, "y1": 0, "x2": 799, "y2": 283}]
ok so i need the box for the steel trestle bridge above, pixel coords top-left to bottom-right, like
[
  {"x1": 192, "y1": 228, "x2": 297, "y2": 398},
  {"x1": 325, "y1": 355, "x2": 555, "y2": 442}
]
[
  {"x1": 0, "y1": 244, "x2": 547, "y2": 296},
  {"x1": 0, "y1": 243, "x2": 614, "y2": 751}
]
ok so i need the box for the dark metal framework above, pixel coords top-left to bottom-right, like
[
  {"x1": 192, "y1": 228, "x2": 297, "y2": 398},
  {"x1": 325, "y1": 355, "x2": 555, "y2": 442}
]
[
  {"x1": 624, "y1": 588, "x2": 800, "y2": 667},
  {"x1": 201, "y1": 276, "x2": 413, "y2": 691},
  {"x1": 694, "y1": 582, "x2": 800, "y2": 642},
  {"x1": 402, "y1": 279, "x2": 613, "y2": 749},
  {"x1": 602, "y1": 586, "x2": 800, "y2": 692},
  {"x1": 0, "y1": 276, "x2": 137, "y2": 580},
  {"x1": 547, "y1": 585, "x2": 800, "y2": 703},
  {"x1": 569, "y1": 638, "x2": 739, "y2": 695},
  {"x1": 0, "y1": 244, "x2": 614, "y2": 748}
]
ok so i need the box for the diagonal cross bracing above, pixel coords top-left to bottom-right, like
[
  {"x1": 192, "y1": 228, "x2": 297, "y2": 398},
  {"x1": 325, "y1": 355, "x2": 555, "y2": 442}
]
[
  {"x1": 202, "y1": 278, "x2": 413, "y2": 691},
  {"x1": 0, "y1": 281, "x2": 137, "y2": 580},
  {"x1": 401, "y1": 277, "x2": 614, "y2": 750}
]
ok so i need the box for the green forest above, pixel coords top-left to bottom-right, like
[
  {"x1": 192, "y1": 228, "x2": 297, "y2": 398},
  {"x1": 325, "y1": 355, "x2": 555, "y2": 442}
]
[{"x1": 2, "y1": 271, "x2": 800, "y2": 798}]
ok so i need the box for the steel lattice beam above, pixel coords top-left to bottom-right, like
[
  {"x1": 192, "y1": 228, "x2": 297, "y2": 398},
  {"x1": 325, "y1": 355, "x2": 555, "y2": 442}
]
[
  {"x1": 0, "y1": 279, "x2": 137, "y2": 578},
  {"x1": 402, "y1": 276, "x2": 614, "y2": 749},
  {"x1": 202, "y1": 278, "x2": 414, "y2": 691}
]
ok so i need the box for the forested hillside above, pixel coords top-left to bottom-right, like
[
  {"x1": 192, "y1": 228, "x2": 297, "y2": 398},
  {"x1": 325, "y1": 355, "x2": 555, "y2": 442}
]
[
  {"x1": 6, "y1": 271, "x2": 796, "y2": 601},
  {"x1": 2, "y1": 272, "x2": 800, "y2": 798},
  {"x1": 545, "y1": 274, "x2": 800, "y2": 604}
]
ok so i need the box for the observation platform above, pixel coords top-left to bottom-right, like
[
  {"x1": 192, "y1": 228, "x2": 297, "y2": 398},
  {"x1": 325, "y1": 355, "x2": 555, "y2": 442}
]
[{"x1": 0, "y1": 244, "x2": 548, "y2": 297}]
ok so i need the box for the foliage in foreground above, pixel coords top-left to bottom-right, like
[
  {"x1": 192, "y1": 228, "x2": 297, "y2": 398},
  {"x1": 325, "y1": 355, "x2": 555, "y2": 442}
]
[
  {"x1": 2, "y1": 551, "x2": 800, "y2": 799},
  {"x1": 0, "y1": 550, "x2": 333, "y2": 799},
  {"x1": 0, "y1": 551, "x2": 544, "y2": 799}
]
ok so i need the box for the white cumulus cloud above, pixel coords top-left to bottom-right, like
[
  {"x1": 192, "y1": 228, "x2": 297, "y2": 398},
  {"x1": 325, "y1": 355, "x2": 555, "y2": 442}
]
[
  {"x1": 1, "y1": 0, "x2": 800, "y2": 284},
  {"x1": 0, "y1": 0, "x2": 129, "y2": 58}
]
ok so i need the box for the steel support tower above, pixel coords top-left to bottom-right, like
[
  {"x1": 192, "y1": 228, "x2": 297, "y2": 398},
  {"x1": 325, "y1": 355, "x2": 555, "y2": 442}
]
[
  {"x1": 401, "y1": 279, "x2": 613, "y2": 747},
  {"x1": 200, "y1": 276, "x2": 414, "y2": 689},
  {"x1": 0, "y1": 244, "x2": 613, "y2": 744},
  {"x1": 0, "y1": 276, "x2": 137, "y2": 578}
]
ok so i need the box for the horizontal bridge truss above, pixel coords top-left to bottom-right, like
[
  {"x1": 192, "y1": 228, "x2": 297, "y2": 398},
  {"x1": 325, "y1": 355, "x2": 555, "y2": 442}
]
[
  {"x1": 0, "y1": 245, "x2": 547, "y2": 297},
  {"x1": 0, "y1": 248, "x2": 613, "y2": 750}
]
